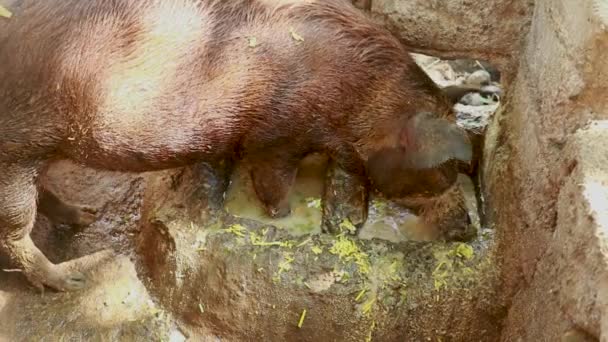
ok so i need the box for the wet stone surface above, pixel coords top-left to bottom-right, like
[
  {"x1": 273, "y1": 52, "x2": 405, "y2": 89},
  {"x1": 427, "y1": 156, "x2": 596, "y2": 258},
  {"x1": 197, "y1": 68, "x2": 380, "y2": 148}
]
[{"x1": 136, "y1": 145, "x2": 499, "y2": 341}]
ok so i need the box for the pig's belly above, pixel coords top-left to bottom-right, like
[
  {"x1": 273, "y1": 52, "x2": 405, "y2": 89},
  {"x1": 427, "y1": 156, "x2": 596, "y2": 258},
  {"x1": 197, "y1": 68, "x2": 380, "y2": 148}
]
[
  {"x1": 64, "y1": 108, "x2": 230, "y2": 172},
  {"x1": 61, "y1": 66, "x2": 237, "y2": 171}
]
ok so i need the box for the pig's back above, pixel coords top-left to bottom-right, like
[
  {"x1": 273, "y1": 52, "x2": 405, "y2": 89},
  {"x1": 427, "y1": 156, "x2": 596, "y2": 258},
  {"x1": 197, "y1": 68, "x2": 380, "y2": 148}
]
[
  {"x1": 0, "y1": 0, "x2": 273, "y2": 169},
  {"x1": 0, "y1": 0, "x2": 408, "y2": 170}
]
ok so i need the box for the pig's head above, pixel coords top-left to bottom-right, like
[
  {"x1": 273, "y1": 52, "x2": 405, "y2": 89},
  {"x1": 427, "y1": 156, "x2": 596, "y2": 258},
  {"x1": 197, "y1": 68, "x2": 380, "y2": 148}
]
[
  {"x1": 365, "y1": 111, "x2": 472, "y2": 198},
  {"x1": 363, "y1": 111, "x2": 474, "y2": 241}
]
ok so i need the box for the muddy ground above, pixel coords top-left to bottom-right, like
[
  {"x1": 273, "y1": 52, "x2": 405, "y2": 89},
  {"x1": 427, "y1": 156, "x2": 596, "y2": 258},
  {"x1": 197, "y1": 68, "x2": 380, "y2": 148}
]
[{"x1": 0, "y1": 55, "x2": 501, "y2": 342}]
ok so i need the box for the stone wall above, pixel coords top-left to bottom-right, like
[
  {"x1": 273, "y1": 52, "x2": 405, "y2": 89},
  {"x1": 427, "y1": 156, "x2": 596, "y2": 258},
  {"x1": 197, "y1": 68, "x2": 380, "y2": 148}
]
[
  {"x1": 482, "y1": 1, "x2": 608, "y2": 340},
  {"x1": 366, "y1": 0, "x2": 608, "y2": 340},
  {"x1": 365, "y1": 0, "x2": 534, "y2": 71}
]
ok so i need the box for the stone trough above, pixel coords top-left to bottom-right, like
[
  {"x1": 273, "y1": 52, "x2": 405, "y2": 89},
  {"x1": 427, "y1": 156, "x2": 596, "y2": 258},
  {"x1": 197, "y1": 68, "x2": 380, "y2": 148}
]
[{"x1": 136, "y1": 153, "x2": 500, "y2": 341}]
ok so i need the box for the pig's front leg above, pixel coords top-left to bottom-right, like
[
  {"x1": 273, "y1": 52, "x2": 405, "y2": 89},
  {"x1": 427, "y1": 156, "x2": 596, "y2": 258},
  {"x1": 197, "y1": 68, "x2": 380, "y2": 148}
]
[
  {"x1": 189, "y1": 158, "x2": 235, "y2": 211},
  {"x1": 322, "y1": 145, "x2": 370, "y2": 234},
  {"x1": 249, "y1": 157, "x2": 299, "y2": 219},
  {"x1": 322, "y1": 160, "x2": 369, "y2": 235}
]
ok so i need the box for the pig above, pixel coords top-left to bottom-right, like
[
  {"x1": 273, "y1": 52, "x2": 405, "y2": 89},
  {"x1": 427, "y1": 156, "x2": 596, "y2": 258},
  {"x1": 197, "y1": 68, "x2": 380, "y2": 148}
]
[
  {"x1": 321, "y1": 87, "x2": 480, "y2": 239},
  {"x1": 0, "y1": 0, "x2": 471, "y2": 291},
  {"x1": 39, "y1": 83, "x2": 479, "y2": 234}
]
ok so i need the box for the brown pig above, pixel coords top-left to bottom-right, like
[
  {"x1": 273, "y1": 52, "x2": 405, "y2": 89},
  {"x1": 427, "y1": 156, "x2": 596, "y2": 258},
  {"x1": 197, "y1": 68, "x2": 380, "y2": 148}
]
[
  {"x1": 0, "y1": 0, "x2": 471, "y2": 291},
  {"x1": 322, "y1": 86, "x2": 480, "y2": 239}
]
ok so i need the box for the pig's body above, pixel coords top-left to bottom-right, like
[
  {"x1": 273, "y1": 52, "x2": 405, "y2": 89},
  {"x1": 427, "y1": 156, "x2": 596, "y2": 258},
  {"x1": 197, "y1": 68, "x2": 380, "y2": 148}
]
[
  {"x1": 0, "y1": 0, "x2": 471, "y2": 291},
  {"x1": 2, "y1": 0, "x2": 434, "y2": 170}
]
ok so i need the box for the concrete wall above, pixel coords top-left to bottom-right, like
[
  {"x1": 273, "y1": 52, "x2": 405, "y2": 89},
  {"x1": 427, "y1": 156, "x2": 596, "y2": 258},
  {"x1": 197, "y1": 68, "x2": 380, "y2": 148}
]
[
  {"x1": 364, "y1": 0, "x2": 608, "y2": 340},
  {"x1": 483, "y1": 1, "x2": 608, "y2": 340},
  {"x1": 367, "y1": 0, "x2": 534, "y2": 69}
]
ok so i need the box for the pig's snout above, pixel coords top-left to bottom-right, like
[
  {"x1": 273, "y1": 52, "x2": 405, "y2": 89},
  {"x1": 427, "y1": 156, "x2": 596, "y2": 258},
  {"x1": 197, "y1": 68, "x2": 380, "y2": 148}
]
[
  {"x1": 394, "y1": 184, "x2": 474, "y2": 242},
  {"x1": 367, "y1": 148, "x2": 459, "y2": 199},
  {"x1": 268, "y1": 206, "x2": 291, "y2": 219},
  {"x1": 441, "y1": 206, "x2": 474, "y2": 242}
]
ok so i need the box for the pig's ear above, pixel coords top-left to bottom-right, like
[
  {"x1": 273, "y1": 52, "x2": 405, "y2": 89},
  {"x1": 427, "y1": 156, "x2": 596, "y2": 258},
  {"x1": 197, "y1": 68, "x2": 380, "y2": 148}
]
[
  {"x1": 442, "y1": 85, "x2": 479, "y2": 105},
  {"x1": 400, "y1": 112, "x2": 472, "y2": 169}
]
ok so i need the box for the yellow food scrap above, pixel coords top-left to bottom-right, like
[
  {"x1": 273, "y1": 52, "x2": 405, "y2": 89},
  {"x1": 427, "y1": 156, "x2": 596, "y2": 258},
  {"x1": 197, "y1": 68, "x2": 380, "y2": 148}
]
[
  {"x1": 330, "y1": 235, "x2": 358, "y2": 256},
  {"x1": 431, "y1": 243, "x2": 478, "y2": 291},
  {"x1": 454, "y1": 243, "x2": 474, "y2": 260},
  {"x1": 250, "y1": 231, "x2": 295, "y2": 248},
  {"x1": 297, "y1": 309, "x2": 307, "y2": 328},
  {"x1": 224, "y1": 224, "x2": 247, "y2": 237},
  {"x1": 371, "y1": 199, "x2": 387, "y2": 213},
  {"x1": 289, "y1": 26, "x2": 304, "y2": 42},
  {"x1": 0, "y1": 5, "x2": 11, "y2": 18},
  {"x1": 365, "y1": 320, "x2": 376, "y2": 342},
  {"x1": 361, "y1": 297, "x2": 376, "y2": 316},
  {"x1": 432, "y1": 260, "x2": 450, "y2": 291},
  {"x1": 296, "y1": 238, "x2": 312, "y2": 248},
  {"x1": 311, "y1": 245, "x2": 323, "y2": 255},
  {"x1": 388, "y1": 260, "x2": 402, "y2": 282},
  {"x1": 337, "y1": 271, "x2": 351, "y2": 283},
  {"x1": 433, "y1": 261, "x2": 448, "y2": 275},
  {"x1": 434, "y1": 278, "x2": 447, "y2": 291},
  {"x1": 247, "y1": 36, "x2": 258, "y2": 47},
  {"x1": 198, "y1": 303, "x2": 205, "y2": 314},
  {"x1": 277, "y1": 252, "x2": 295, "y2": 275},
  {"x1": 462, "y1": 267, "x2": 475, "y2": 276},
  {"x1": 339, "y1": 219, "x2": 357, "y2": 234},
  {"x1": 329, "y1": 235, "x2": 371, "y2": 275},
  {"x1": 356, "y1": 258, "x2": 371, "y2": 276},
  {"x1": 355, "y1": 288, "x2": 367, "y2": 302}
]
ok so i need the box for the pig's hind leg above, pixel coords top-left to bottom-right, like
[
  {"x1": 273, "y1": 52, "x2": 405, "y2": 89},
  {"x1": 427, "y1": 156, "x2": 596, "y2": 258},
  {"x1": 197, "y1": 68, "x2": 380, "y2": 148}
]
[
  {"x1": 38, "y1": 186, "x2": 97, "y2": 228},
  {"x1": 0, "y1": 162, "x2": 85, "y2": 291}
]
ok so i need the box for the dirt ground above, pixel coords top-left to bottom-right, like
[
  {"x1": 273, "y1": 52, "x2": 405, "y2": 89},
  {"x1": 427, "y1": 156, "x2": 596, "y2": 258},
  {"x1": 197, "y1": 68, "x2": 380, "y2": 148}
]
[{"x1": 0, "y1": 161, "x2": 182, "y2": 341}]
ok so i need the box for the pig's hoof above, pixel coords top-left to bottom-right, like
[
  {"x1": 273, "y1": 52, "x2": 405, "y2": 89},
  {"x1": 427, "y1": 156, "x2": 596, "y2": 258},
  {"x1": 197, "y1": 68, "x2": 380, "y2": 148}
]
[
  {"x1": 267, "y1": 204, "x2": 291, "y2": 219},
  {"x1": 59, "y1": 205, "x2": 98, "y2": 227},
  {"x1": 48, "y1": 266, "x2": 86, "y2": 292},
  {"x1": 26, "y1": 264, "x2": 86, "y2": 292},
  {"x1": 321, "y1": 220, "x2": 340, "y2": 235},
  {"x1": 72, "y1": 206, "x2": 98, "y2": 227}
]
